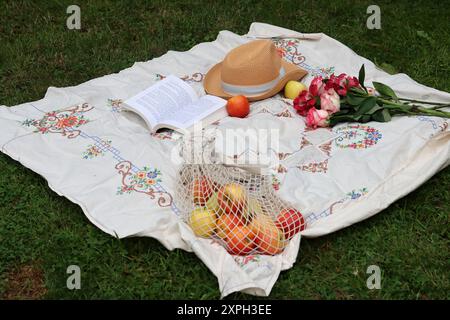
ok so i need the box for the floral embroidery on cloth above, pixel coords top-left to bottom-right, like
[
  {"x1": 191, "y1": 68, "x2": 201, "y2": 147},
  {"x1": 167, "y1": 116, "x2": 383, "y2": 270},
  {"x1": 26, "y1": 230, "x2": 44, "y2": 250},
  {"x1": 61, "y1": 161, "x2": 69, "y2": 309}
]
[
  {"x1": 233, "y1": 255, "x2": 273, "y2": 271},
  {"x1": 417, "y1": 116, "x2": 449, "y2": 138},
  {"x1": 347, "y1": 188, "x2": 369, "y2": 200},
  {"x1": 277, "y1": 164, "x2": 288, "y2": 174},
  {"x1": 273, "y1": 39, "x2": 306, "y2": 65},
  {"x1": 318, "y1": 141, "x2": 332, "y2": 157},
  {"x1": 115, "y1": 164, "x2": 173, "y2": 208},
  {"x1": 259, "y1": 106, "x2": 383, "y2": 182},
  {"x1": 155, "y1": 72, "x2": 204, "y2": 83},
  {"x1": 298, "y1": 159, "x2": 329, "y2": 173},
  {"x1": 234, "y1": 255, "x2": 261, "y2": 267},
  {"x1": 294, "y1": 129, "x2": 334, "y2": 174},
  {"x1": 256, "y1": 107, "x2": 293, "y2": 118},
  {"x1": 306, "y1": 187, "x2": 369, "y2": 224},
  {"x1": 22, "y1": 103, "x2": 175, "y2": 210},
  {"x1": 271, "y1": 174, "x2": 281, "y2": 190},
  {"x1": 82, "y1": 139, "x2": 112, "y2": 159},
  {"x1": 300, "y1": 137, "x2": 312, "y2": 149},
  {"x1": 273, "y1": 39, "x2": 334, "y2": 77},
  {"x1": 115, "y1": 161, "x2": 172, "y2": 207},
  {"x1": 22, "y1": 103, "x2": 93, "y2": 139},
  {"x1": 334, "y1": 124, "x2": 382, "y2": 149},
  {"x1": 107, "y1": 99, "x2": 124, "y2": 113}
]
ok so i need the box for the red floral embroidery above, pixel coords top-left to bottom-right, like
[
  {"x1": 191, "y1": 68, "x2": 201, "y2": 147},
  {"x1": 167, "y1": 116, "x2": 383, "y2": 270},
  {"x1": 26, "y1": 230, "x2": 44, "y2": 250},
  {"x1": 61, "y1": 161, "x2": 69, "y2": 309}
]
[{"x1": 21, "y1": 103, "x2": 93, "y2": 139}]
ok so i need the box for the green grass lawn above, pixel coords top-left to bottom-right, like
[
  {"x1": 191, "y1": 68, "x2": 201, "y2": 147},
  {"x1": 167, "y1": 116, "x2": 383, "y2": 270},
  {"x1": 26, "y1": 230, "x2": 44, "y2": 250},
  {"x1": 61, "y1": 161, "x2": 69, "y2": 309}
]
[{"x1": 0, "y1": 0, "x2": 449, "y2": 299}]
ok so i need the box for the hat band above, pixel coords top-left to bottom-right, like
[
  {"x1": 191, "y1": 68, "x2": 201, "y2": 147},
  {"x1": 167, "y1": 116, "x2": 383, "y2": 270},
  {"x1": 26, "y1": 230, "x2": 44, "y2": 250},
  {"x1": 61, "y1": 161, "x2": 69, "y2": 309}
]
[{"x1": 221, "y1": 67, "x2": 286, "y2": 96}]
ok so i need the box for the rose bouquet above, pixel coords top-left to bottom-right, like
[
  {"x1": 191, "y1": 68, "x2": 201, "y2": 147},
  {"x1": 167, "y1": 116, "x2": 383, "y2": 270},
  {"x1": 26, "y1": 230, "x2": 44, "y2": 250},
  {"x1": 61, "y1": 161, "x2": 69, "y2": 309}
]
[{"x1": 293, "y1": 65, "x2": 450, "y2": 128}]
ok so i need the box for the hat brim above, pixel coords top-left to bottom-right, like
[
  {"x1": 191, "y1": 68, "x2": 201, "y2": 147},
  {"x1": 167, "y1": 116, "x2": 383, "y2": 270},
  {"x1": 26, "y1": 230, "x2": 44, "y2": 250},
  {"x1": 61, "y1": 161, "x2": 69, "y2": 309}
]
[{"x1": 203, "y1": 60, "x2": 308, "y2": 101}]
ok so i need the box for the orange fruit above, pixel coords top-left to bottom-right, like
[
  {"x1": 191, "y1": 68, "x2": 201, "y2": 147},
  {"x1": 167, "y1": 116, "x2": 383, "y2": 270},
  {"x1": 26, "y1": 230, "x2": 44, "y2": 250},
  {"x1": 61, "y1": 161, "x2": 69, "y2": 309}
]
[{"x1": 226, "y1": 95, "x2": 250, "y2": 118}]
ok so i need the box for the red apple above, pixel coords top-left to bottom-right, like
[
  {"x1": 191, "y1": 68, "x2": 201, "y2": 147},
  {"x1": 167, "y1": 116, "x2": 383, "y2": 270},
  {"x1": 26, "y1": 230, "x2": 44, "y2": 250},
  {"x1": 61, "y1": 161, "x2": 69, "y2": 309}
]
[
  {"x1": 254, "y1": 222, "x2": 286, "y2": 255},
  {"x1": 192, "y1": 177, "x2": 213, "y2": 205},
  {"x1": 226, "y1": 95, "x2": 250, "y2": 118},
  {"x1": 226, "y1": 226, "x2": 256, "y2": 255},
  {"x1": 217, "y1": 183, "x2": 247, "y2": 216},
  {"x1": 276, "y1": 208, "x2": 306, "y2": 240},
  {"x1": 215, "y1": 214, "x2": 245, "y2": 240}
]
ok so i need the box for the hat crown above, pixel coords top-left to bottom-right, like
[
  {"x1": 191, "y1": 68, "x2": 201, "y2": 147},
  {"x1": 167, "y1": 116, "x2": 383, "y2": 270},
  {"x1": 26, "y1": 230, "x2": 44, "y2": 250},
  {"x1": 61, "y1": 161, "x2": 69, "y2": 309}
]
[{"x1": 221, "y1": 40, "x2": 282, "y2": 86}]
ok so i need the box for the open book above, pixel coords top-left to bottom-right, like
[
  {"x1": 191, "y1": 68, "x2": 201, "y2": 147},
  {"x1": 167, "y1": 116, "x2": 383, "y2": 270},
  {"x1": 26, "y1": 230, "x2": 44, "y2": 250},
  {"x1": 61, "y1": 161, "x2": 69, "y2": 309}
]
[{"x1": 123, "y1": 75, "x2": 228, "y2": 134}]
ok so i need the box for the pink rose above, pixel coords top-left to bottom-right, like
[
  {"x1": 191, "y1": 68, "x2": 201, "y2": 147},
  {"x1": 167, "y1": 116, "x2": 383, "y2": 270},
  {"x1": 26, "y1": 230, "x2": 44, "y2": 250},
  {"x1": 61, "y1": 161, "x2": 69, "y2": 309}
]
[
  {"x1": 324, "y1": 74, "x2": 336, "y2": 91},
  {"x1": 309, "y1": 76, "x2": 325, "y2": 97},
  {"x1": 325, "y1": 73, "x2": 361, "y2": 96},
  {"x1": 325, "y1": 74, "x2": 343, "y2": 95},
  {"x1": 293, "y1": 90, "x2": 316, "y2": 116},
  {"x1": 306, "y1": 108, "x2": 329, "y2": 128},
  {"x1": 347, "y1": 76, "x2": 360, "y2": 89},
  {"x1": 320, "y1": 88, "x2": 340, "y2": 114},
  {"x1": 335, "y1": 74, "x2": 349, "y2": 95}
]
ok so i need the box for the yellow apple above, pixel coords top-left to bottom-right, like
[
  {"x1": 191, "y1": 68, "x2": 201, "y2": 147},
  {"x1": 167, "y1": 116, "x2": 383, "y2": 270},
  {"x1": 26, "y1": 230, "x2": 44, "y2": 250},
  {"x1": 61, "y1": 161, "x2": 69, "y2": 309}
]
[
  {"x1": 249, "y1": 213, "x2": 277, "y2": 236},
  {"x1": 189, "y1": 207, "x2": 217, "y2": 238},
  {"x1": 217, "y1": 183, "x2": 247, "y2": 216},
  {"x1": 284, "y1": 80, "x2": 307, "y2": 100}
]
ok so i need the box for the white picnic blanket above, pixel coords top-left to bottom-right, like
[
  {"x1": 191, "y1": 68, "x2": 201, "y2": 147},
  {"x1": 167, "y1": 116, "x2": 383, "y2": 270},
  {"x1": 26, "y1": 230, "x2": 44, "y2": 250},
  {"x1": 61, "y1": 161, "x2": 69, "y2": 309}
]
[{"x1": 1, "y1": 23, "x2": 449, "y2": 297}]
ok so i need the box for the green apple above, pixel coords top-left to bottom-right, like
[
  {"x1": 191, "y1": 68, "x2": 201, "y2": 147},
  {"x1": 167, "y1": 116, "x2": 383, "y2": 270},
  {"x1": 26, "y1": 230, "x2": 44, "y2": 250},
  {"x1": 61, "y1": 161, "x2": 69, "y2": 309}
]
[
  {"x1": 205, "y1": 192, "x2": 221, "y2": 213},
  {"x1": 284, "y1": 80, "x2": 307, "y2": 100}
]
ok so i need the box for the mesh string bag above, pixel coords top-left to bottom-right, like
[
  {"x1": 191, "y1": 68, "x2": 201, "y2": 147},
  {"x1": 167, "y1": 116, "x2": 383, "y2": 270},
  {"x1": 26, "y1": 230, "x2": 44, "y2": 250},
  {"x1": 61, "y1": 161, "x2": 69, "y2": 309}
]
[{"x1": 174, "y1": 131, "x2": 307, "y2": 256}]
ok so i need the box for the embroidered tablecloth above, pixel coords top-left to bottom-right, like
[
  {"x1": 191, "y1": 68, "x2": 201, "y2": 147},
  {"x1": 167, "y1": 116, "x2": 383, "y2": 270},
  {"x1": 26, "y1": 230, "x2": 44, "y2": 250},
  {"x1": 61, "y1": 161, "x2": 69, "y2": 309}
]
[{"x1": 1, "y1": 23, "x2": 449, "y2": 297}]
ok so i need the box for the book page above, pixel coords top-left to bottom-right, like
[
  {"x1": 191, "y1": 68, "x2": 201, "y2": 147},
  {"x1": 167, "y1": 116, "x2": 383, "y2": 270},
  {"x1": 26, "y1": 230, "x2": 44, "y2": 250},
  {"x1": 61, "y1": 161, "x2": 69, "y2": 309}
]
[
  {"x1": 159, "y1": 95, "x2": 226, "y2": 129},
  {"x1": 124, "y1": 75, "x2": 198, "y2": 128}
]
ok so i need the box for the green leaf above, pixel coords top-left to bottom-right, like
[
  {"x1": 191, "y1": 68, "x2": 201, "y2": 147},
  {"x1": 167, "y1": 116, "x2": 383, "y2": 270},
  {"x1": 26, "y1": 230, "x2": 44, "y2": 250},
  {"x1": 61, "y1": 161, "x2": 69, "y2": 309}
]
[
  {"x1": 372, "y1": 109, "x2": 392, "y2": 122},
  {"x1": 366, "y1": 104, "x2": 383, "y2": 114},
  {"x1": 350, "y1": 87, "x2": 367, "y2": 95},
  {"x1": 382, "y1": 109, "x2": 392, "y2": 121},
  {"x1": 346, "y1": 94, "x2": 366, "y2": 106},
  {"x1": 360, "y1": 115, "x2": 372, "y2": 123},
  {"x1": 358, "y1": 64, "x2": 365, "y2": 87},
  {"x1": 339, "y1": 103, "x2": 352, "y2": 110},
  {"x1": 332, "y1": 109, "x2": 350, "y2": 115},
  {"x1": 329, "y1": 115, "x2": 357, "y2": 126},
  {"x1": 355, "y1": 97, "x2": 377, "y2": 116},
  {"x1": 373, "y1": 82, "x2": 398, "y2": 101}
]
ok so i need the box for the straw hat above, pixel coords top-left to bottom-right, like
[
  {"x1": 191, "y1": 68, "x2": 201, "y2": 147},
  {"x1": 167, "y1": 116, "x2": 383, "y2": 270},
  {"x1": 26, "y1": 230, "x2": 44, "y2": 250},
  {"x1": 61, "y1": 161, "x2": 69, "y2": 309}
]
[{"x1": 204, "y1": 40, "x2": 307, "y2": 101}]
